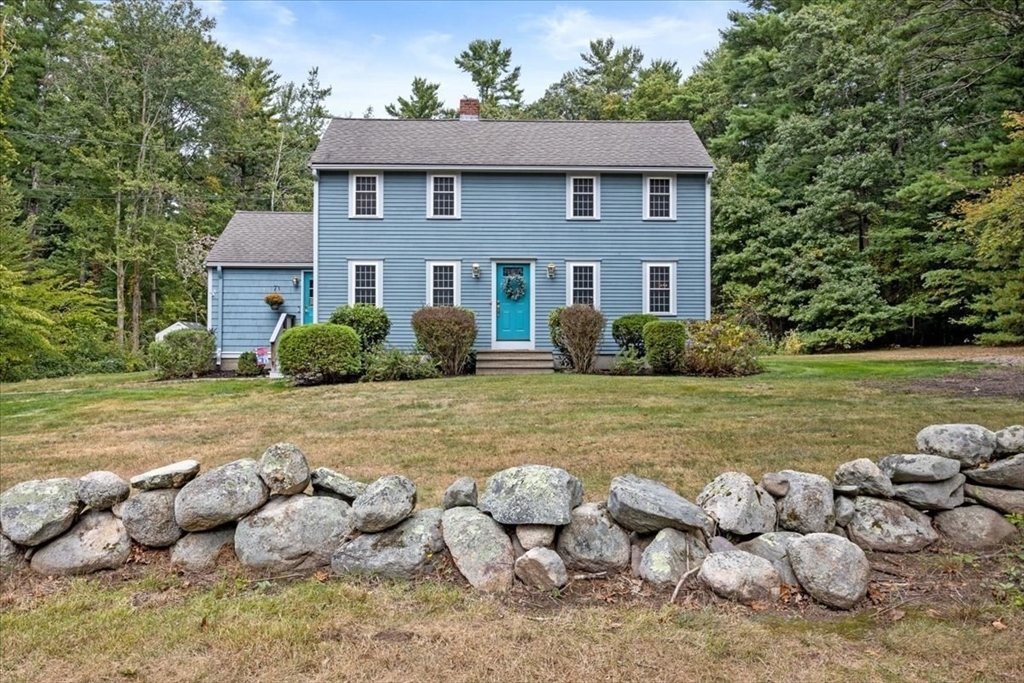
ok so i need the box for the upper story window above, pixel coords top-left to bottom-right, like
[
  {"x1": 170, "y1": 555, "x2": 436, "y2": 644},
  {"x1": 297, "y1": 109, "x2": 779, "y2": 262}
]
[
  {"x1": 349, "y1": 174, "x2": 382, "y2": 218},
  {"x1": 427, "y1": 173, "x2": 461, "y2": 218},
  {"x1": 643, "y1": 261, "x2": 676, "y2": 315},
  {"x1": 566, "y1": 262, "x2": 600, "y2": 308},
  {"x1": 427, "y1": 261, "x2": 461, "y2": 306},
  {"x1": 349, "y1": 260, "x2": 382, "y2": 306},
  {"x1": 566, "y1": 175, "x2": 600, "y2": 220},
  {"x1": 644, "y1": 175, "x2": 676, "y2": 220}
]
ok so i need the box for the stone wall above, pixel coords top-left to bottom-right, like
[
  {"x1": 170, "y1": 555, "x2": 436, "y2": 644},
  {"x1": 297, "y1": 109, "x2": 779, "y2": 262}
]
[{"x1": 1, "y1": 424, "x2": 1021, "y2": 611}]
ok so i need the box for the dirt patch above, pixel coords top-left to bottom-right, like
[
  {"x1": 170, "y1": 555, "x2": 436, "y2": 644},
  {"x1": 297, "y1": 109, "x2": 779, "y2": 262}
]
[{"x1": 864, "y1": 366, "x2": 1024, "y2": 399}]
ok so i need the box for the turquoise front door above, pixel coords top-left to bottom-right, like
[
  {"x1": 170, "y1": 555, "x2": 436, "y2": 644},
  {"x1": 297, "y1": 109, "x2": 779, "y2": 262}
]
[
  {"x1": 496, "y1": 263, "x2": 531, "y2": 342},
  {"x1": 302, "y1": 271, "x2": 313, "y2": 324}
]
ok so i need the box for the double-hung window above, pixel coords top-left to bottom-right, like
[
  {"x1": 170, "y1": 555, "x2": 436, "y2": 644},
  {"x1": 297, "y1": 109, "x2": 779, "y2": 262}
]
[
  {"x1": 426, "y1": 261, "x2": 461, "y2": 306},
  {"x1": 349, "y1": 174, "x2": 382, "y2": 218},
  {"x1": 643, "y1": 175, "x2": 676, "y2": 220},
  {"x1": 349, "y1": 260, "x2": 383, "y2": 306},
  {"x1": 643, "y1": 262, "x2": 676, "y2": 315},
  {"x1": 427, "y1": 174, "x2": 461, "y2": 218},
  {"x1": 566, "y1": 262, "x2": 600, "y2": 308},
  {"x1": 566, "y1": 175, "x2": 600, "y2": 220}
]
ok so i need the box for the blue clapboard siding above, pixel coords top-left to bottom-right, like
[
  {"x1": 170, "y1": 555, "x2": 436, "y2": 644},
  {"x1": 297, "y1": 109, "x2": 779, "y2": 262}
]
[
  {"x1": 317, "y1": 171, "x2": 707, "y2": 353},
  {"x1": 209, "y1": 267, "x2": 307, "y2": 354}
]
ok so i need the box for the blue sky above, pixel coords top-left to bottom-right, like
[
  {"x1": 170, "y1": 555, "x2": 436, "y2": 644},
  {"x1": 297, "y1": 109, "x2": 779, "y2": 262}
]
[{"x1": 198, "y1": 0, "x2": 742, "y2": 117}]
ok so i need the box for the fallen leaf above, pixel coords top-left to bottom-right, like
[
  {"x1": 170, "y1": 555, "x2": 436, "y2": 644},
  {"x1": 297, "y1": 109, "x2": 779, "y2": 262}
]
[
  {"x1": 992, "y1": 620, "x2": 1006, "y2": 631},
  {"x1": 888, "y1": 609, "x2": 905, "y2": 622}
]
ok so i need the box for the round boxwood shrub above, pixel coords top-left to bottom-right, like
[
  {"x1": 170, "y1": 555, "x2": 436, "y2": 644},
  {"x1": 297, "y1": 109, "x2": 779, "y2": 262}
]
[
  {"x1": 328, "y1": 304, "x2": 391, "y2": 352},
  {"x1": 642, "y1": 321, "x2": 688, "y2": 374},
  {"x1": 278, "y1": 323, "x2": 362, "y2": 384},
  {"x1": 236, "y1": 350, "x2": 263, "y2": 377},
  {"x1": 147, "y1": 329, "x2": 215, "y2": 379},
  {"x1": 410, "y1": 306, "x2": 477, "y2": 376},
  {"x1": 612, "y1": 313, "x2": 659, "y2": 357}
]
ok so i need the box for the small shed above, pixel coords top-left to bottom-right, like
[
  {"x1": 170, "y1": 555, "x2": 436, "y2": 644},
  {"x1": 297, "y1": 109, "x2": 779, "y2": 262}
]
[{"x1": 155, "y1": 321, "x2": 207, "y2": 342}]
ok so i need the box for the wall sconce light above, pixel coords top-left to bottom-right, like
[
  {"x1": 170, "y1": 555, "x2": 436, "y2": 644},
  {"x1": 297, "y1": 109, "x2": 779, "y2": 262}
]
[
  {"x1": 472, "y1": 263, "x2": 481, "y2": 279},
  {"x1": 547, "y1": 262, "x2": 556, "y2": 279},
  {"x1": 291, "y1": 276, "x2": 300, "y2": 287}
]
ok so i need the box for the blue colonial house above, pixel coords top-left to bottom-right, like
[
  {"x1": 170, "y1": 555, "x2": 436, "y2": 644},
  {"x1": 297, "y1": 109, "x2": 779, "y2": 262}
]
[{"x1": 207, "y1": 99, "x2": 714, "y2": 372}]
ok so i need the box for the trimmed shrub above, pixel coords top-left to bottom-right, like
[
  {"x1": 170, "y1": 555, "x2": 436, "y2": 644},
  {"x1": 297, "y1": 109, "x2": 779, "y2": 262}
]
[
  {"x1": 643, "y1": 321, "x2": 687, "y2": 374},
  {"x1": 558, "y1": 305, "x2": 606, "y2": 374},
  {"x1": 410, "y1": 306, "x2": 477, "y2": 376},
  {"x1": 329, "y1": 304, "x2": 391, "y2": 352},
  {"x1": 236, "y1": 350, "x2": 263, "y2": 377},
  {"x1": 612, "y1": 313, "x2": 659, "y2": 356},
  {"x1": 147, "y1": 329, "x2": 215, "y2": 379},
  {"x1": 362, "y1": 347, "x2": 440, "y2": 382},
  {"x1": 278, "y1": 323, "x2": 362, "y2": 384},
  {"x1": 684, "y1": 318, "x2": 764, "y2": 376},
  {"x1": 548, "y1": 307, "x2": 572, "y2": 368}
]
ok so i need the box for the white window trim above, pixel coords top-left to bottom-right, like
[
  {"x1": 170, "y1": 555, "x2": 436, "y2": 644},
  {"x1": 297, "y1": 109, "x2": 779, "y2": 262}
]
[
  {"x1": 348, "y1": 173, "x2": 383, "y2": 219},
  {"x1": 565, "y1": 174, "x2": 601, "y2": 220},
  {"x1": 425, "y1": 260, "x2": 462, "y2": 306},
  {"x1": 643, "y1": 175, "x2": 676, "y2": 221},
  {"x1": 643, "y1": 261, "x2": 677, "y2": 316},
  {"x1": 565, "y1": 261, "x2": 601, "y2": 309},
  {"x1": 426, "y1": 173, "x2": 461, "y2": 219},
  {"x1": 348, "y1": 260, "x2": 383, "y2": 307}
]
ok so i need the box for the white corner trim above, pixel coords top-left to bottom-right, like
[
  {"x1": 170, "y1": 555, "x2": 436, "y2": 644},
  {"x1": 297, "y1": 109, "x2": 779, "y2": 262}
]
[
  {"x1": 642, "y1": 261, "x2": 677, "y2": 316},
  {"x1": 426, "y1": 172, "x2": 462, "y2": 219},
  {"x1": 425, "y1": 260, "x2": 462, "y2": 306},
  {"x1": 348, "y1": 260, "x2": 384, "y2": 307},
  {"x1": 206, "y1": 268, "x2": 213, "y2": 330},
  {"x1": 348, "y1": 172, "x2": 383, "y2": 218},
  {"x1": 565, "y1": 261, "x2": 601, "y2": 309},
  {"x1": 705, "y1": 170, "x2": 713, "y2": 321},
  {"x1": 642, "y1": 174, "x2": 677, "y2": 221},
  {"x1": 565, "y1": 174, "x2": 601, "y2": 220},
  {"x1": 312, "y1": 170, "x2": 320, "y2": 323}
]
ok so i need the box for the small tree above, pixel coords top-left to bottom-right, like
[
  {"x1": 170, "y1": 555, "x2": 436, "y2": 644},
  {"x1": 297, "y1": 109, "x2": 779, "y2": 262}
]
[
  {"x1": 558, "y1": 305, "x2": 606, "y2": 374},
  {"x1": 411, "y1": 306, "x2": 477, "y2": 376}
]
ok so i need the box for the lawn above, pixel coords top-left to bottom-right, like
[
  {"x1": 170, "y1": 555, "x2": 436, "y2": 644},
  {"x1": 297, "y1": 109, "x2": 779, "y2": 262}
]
[{"x1": 1, "y1": 353, "x2": 1022, "y2": 683}]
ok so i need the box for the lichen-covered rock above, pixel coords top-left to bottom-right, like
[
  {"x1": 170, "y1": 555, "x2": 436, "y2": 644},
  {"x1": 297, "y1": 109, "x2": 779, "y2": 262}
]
[
  {"x1": 696, "y1": 472, "x2": 777, "y2": 536},
  {"x1": 332, "y1": 508, "x2": 444, "y2": 579},
  {"x1": 514, "y1": 547, "x2": 568, "y2": 590},
  {"x1": 29, "y1": 511, "x2": 130, "y2": 576},
  {"x1": 845, "y1": 497, "x2": 938, "y2": 553},
  {"x1": 995, "y1": 425, "x2": 1024, "y2": 455},
  {"x1": 130, "y1": 460, "x2": 200, "y2": 491},
  {"x1": 516, "y1": 525, "x2": 556, "y2": 550},
  {"x1": 0, "y1": 478, "x2": 81, "y2": 547},
  {"x1": 174, "y1": 459, "x2": 269, "y2": 532},
  {"x1": 1, "y1": 535, "x2": 26, "y2": 572},
  {"x1": 760, "y1": 472, "x2": 789, "y2": 497},
  {"x1": 963, "y1": 484, "x2": 1024, "y2": 514},
  {"x1": 442, "y1": 477, "x2": 477, "y2": 509},
  {"x1": 772, "y1": 471, "x2": 836, "y2": 534},
  {"x1": 78, "y1": 472, "x2": 130, "y2": 510},
  {"x1": 121, "y1": 489, "x2": 184, "y2": 547},
  {"x1": 351, "y1": 475, "x2": 417, "y2": 533},
  {"x1": 788, "y1": 533, "x2": 869, "y2": 610},
  {"x1": 607, "y1": 474, "x2": 714, "y2": 536},
  {"x1": 877, "y1": 454, "x2": 961, "y2": 483},
  {"x1": 892, "y1": 474, "x2": 965, "y2": 511},
  {"x1": 310, "y1": 467, "x2": 367, "y2": 503},
  {"x1": 555, "y1": 502, "x2": 630, "y2": 572},
  {"x1": 235, "y1": 495, "x2": 352, "y2": 572},
  {"x1": 698, "y1": 551, "x2": 780, "y2": 605},
  {"x1": 833, "y1": 459, "x2": 894, "y2": 498},
  {"x1": 170, "y1": 528, "x2": 236, "y2": 572},
  {"x1": 963, "y1": 454, "x2": 1023, "y2": 490},
  {"x1": 441, "y1": 506, "x2": 514, "y2": 592},
  {"x1": 916, "y1": 424, "x2": 996, "y2": 466},
  {"x1": 639, "y1": 528, "x2": 709, "y2": 587},
  {"x1": 736, "y1": 531, "x2": 802, "y2": 586},
  {"x1": 933, "y1": 506, "x2": 1017, "y2": 551},
  {"x1": 257, "y1": 443, "x2": 311, "y2": 495},
  {"x1": 478, "y1": 465, "x2": 583, "y2": 526},
  {"x1": 834, "y1": 496, "x2": 855, "y2": 527}
]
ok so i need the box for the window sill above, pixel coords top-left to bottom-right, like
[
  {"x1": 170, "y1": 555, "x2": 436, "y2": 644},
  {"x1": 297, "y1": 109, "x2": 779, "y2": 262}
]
[
  {"x1": 642, "y1": 217, "x2": 676, "y2": 222},
  {"x1": 348, "y1": 215, "x2": 385, "y2": 220},
  {"x1": 566, "y1": 217, "x2": 601, "y2": 221},
  {"x1": 426, "y1": 216, "x2": 462, "y2": 220}
]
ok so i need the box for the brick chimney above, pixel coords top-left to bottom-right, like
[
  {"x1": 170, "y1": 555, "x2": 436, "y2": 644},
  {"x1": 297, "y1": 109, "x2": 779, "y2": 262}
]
[{"x1": 459, "y1": 98, "x2": 480, "y2": 120}]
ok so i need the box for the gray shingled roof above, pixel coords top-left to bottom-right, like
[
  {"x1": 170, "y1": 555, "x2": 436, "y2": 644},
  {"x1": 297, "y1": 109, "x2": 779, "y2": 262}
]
[
  {"x1": 206, "y1": 211, "x2": 313, "y2": 266},
  {"x1": 310, "y1": 119, "x2": 714, "y2": 169}
]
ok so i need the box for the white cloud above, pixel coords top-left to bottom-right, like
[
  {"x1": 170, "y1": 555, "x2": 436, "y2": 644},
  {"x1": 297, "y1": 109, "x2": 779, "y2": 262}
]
[{"x1": 196, "y1": 0, "x2": 225, "y2": 18}]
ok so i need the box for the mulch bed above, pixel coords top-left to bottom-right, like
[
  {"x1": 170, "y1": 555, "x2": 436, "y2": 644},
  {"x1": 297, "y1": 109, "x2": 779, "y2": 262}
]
[{"x1": 863, "y1": 366, "x2": 1024, "y2": 399}]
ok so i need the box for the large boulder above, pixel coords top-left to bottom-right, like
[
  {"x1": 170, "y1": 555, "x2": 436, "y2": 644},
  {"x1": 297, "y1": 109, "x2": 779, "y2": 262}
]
[
  {"x1": 351, "y1": 475, "x2": 417, "y2": 533},
  {"x1": 257, "y1": 443, "x2": 311, "y2": 496},
  {"x1": 29, "y1": 511, "x2": 130, "y2": 576},
  {"x1": 516, "y1": 525, "x2": 556, "y2": 550},
  {"x1": 736, "y1": 531, "x2": 802, "y2": 586},
  {"x1": 963, "y1": 454, "x2": 1023, "y2": 489},
  {"x1": 130, "y1": 460, "x2": 200, "y2": 491},
  {"x1": 696, "y1": 472, "x2": 777, "y2": 535},
  {"x1": 311, "y1": 467, "x2": 367, "y2": 503},
  {"x1": 833, "y1": 459, "x2": 893, "y2": 498},
  {"x1": 478, "y1": 465, "x2": 583, "y2": 526},
  {"x1": 639, "y1": 528, "x2": 709, "y2": 587},
  {"x1": 78, "y1": 472, "x2": 130, "y2": 510},
  {"x1": 514, "y1": 548, "x2": 568, "y2": 590},
  {"x1": 892, "y1": 474, "x2": 965, "y2": 511},
  {"x1": 235, "y1": 495, "x2": 352, "y2": 572},
  {"x1": 698, "y1": 551, "x2": 780, "y2": 605},
  {"x1": 916, "y1": 424, "x2": 996, "y2": 466},
  {"x1": 877, "y1": 454, "x2": 961, "y2": 483},
  {"x1": 845, "y1": 497, "x2": 938, "y2": 553},
  {"x1": 442, "y1": 477, "x2": 477, "y2": 509},
  {"x1": 963, "y1": 484, "x2": 1024, "y2": 514},
  {"x1": 933, "y1": 506, "x2": 1018, "y2": 551},
  {"x1": 606, "y1": 474, "x2": 714, "y2": 536},
  {"x1": 995, "y1": 426, "x2": 1024, "y2": 455},
  {"x1": 121, "y1": 489, "x2": 184, "y2": 547},
  {"x1": 555, "y1": 502, "x2": 630, "y2": 573},
  {"x1": 1, "y1": 535, "x2": 26, "y2": 572},
  {"x1": 769, "y1": 471, "x2": 836, "y2": 534},
  {"x1": 331, "y1": 508, "x2": 444, "y2": 579},
  {"x1": 0, "y1": 478, "x2": 81, "y2": 546},
  {"x1": 170, "y1": 528, "x2": 236, "y2": 572},
  {"x1": 788, "y1": 533, "x2": 869, "y2": 610},
  {"x1": 441, "y1": 506, "x2": 514, "y2": 592},
  {"x1": 174, "y1": 459, "x2": 269, "y2": 532}
]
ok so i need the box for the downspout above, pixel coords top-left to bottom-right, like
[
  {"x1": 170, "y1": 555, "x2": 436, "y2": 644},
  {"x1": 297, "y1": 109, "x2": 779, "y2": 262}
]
[{"x1": 217, "y1": 265, "x2": 224, "y2": 366}]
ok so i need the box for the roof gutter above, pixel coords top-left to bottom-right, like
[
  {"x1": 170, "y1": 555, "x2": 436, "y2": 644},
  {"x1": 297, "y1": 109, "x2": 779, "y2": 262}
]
[{"x1": 309, "y1": 163, "x2": 715, "y2": 173}]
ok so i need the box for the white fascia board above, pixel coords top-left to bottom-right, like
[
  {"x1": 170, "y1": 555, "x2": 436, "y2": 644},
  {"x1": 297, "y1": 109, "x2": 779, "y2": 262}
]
[
  {"x1": 205, "y1": 262, "x2": 313, "y2": 268},
  {"x1": 312, "y1": 163, "x2": 713, "y2": 174}
]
